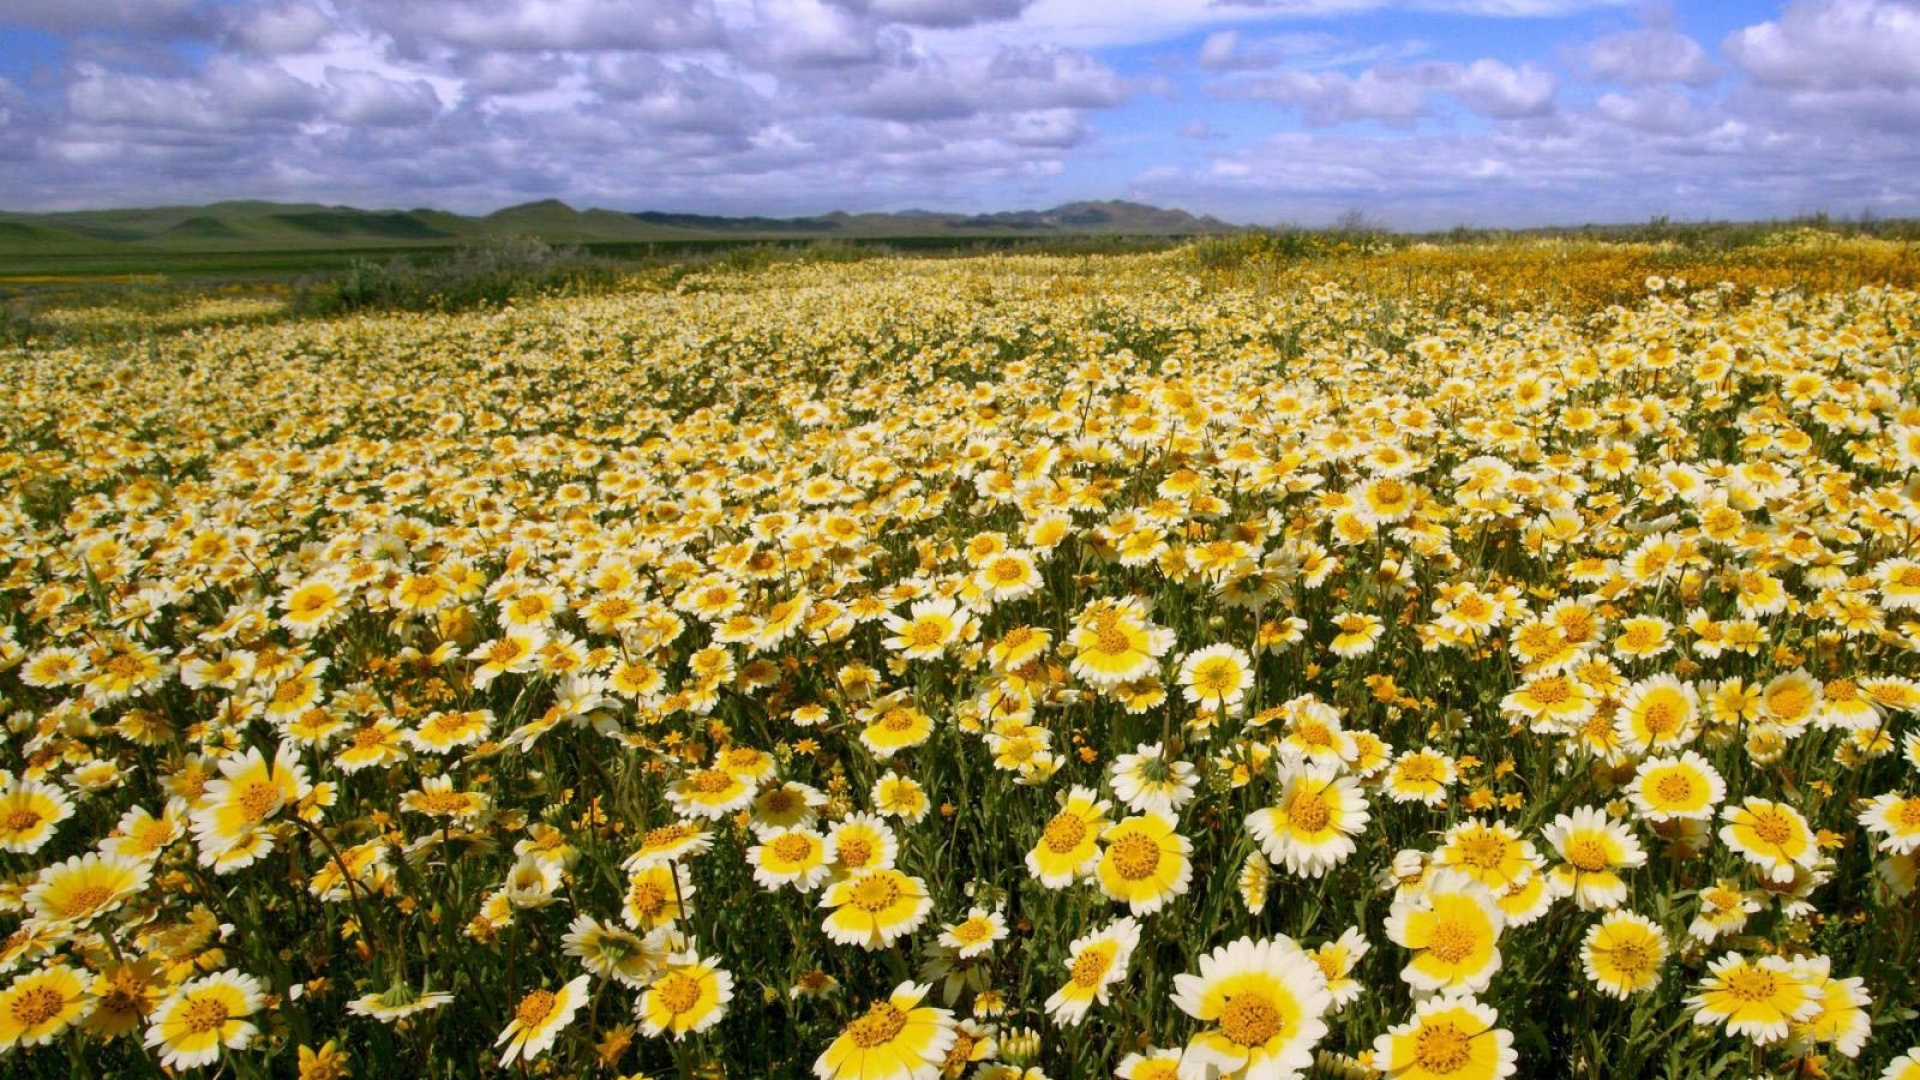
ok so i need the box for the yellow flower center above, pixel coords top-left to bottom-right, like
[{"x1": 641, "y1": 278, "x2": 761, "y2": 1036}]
[
  {"x1": 1653, "y1": 773, "x2": 1696, "y2": 804},
  {"x1": 879, "y1": 709, "x2": 917, "y2": 733},
  {"x1": 413, "y1": 790, "x2": 473, "y2": 815},
  {"x1": 1219, "y1": 994, "x2": 1282, "y2": 1047},
  {"x1": 650, "y1": 972, "x2": 700, "y2": 1016},
  {"x1": 56, "y1": 884, "x2": 115, "y2": 918},
  {"x1": 1454, "y1": 832, "x2": 1508, "y2": 871},
  {"x1": 1194, "y1": 659, "x2": 1238, "y2": 693},
  {"x1": 105, "y1": 654, "x2": 142, "y2": 679},
  {"x1": 1607, "y1": 939, "x2": 1653, "y2": 975},
  {"x1": 848, "y1": 874, "x2": 902, "y2": 912},
  {"x1": 1640, "y1": 700, "x2": 1679, "y2": 735},
  {"x1": 1069, "y1": 946, "x2": 1115, "y2": 987},
  {"x1": 4, "y1": 807, "x2": 43, "y2": 832},
  {"x1": 1749, "y1": 809, "x2": 1794, "y2": 846},
  {"x1": 1565, "y1": 836, "x2": 1611, "y2": 873},
  {"x1": 515, "y1": 990, "x2": 556, "y2": 1028},
  {"x1": 1092, "y1": 622, "x2": 1132, "y2": 657},
  {"x1": 1286, "y1": 789, "x2": 1332, "y2": 833},
  {"x1": 989, "y1": 559, "x2": 1027, "y2": 584},
  {"x1": 238, "y1": 780, "x2": 281, "y2": 823},
  {"x1": 1427, "y1": 918, "x2": 1478, "y2": 964},
  {"x1": 687, "y1": 770, "x2": 732, "y2": 795},
  {"x1": 770, "y1": 834, "x2": 815, "y2": 863},
  {"x1": 10, "y1": 985, "x2": 65, "y2": 1027},
  {"x1": 1529, "y1": 677, "x2": 1570, "y2": 705},
  {"x1": 1723, "y1": 967, "x2": 1779, "y2": 1003},
  {"x1": 1414, "y1": 1022, "x2": 1473, "y2": 1073},
  {"x1": 642, "y1": 824, "x2": 695, "y2": 850},
  {"x1": 1897, "y1": 800, "x2": 1920, "y2": 830},
  {"x1": 181, "y1": 995, "x2": 231, "y2": 1035},
  {"x1": 628, "y1": 881, "x2": 667, "y2": 918},
  {"x1": 951, "y1": 918, "x2": 995, "y2": 944},
  {"x1": 847, "y1": 1002, "x2": 908, "y2": 1048},
  {"x1": 1041, "y1": 812, "x2": 1088, "y2": 853},
  {"x1": 350, "y1": 725, "x2": 386, "y2": 751},
  {"x1": 1399, "y1": 758, "x2": 1439, "y2": 783},
  {"x1": 910, "y1": 621, "x2": 948, "y2": 648},
  {"x1": 837, "y1": 837, "x2": 875, "y2": 867},
  {"x1": 1107, "y1": 833, "x2": 1162, "y2": 881}
]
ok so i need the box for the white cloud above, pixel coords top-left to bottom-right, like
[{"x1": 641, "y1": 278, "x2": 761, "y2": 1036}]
[
  {"x1": 1579, "y1": 25, "x2": 1719, "y2": 86},
  {"x1": 1724, "y1": 0, "x2": 1920, "y2": 91},
  {"x1": 324, "y1": 68, "x2": 444, "y2": 127},
  {"x1": 1214, "y1": 58, "x2": 1554, "y2": 122}
]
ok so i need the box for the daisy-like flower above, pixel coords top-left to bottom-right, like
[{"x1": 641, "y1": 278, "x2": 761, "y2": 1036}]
[
  {"x1": 1372, "y1": 996, "x2": 1516, "y2": 1080},
  {"x1": 1433, "y1": 820, "x2": 1536, "y2": 894},
  {"x1": 190, "y1": 743, "x2": 309, "y2": 874},
  {"x1": 280, "y1": 576, "x2": 348, "y2": 637},
  {"x1": 1758, "y1": 669, "x2": 1822, "y2": 731},
  {"x1": 563, "y1": 916, "x2": 663, "y2": 988},
  {"x1": 1626, "y1": 752, "x2": 1726, "y2": 822},
  {"x1": 939, "y1": 908, "x2": 1009, "y2": 960},
  {"x1": 1543, "y1": 807, "x2": 1646, "y2": 911},
  {"x1": 1172, "y1": 935, "x2": 1331, "y2": 1080},
  {"x1": 975, "y1": 549, "x2": 1043, "y2": 602},
  {"x1": 467, "y1": 628, "x2": 545, "y2": 690},
  {"x1": 623, "y1": 863, "x2": 694, "y2": 930},
  {"x1": 821, "y1": 868, "x2": 933, "y2": 949},
  {"x1": 814, "y1": 981, "x2": 955, "y2": 1080},
  {"x1": 826, "y1": 813, "x2": 900, "y2": 876},
  {"x1": 1329, "y1": 612, "x2": 1384, "y2": 658},
  {"x1": 1874, "y1": 557, "x2": 1920, "y2": 610},
  {"x1": 882, "y1": 596, "x2": 968, "y2": 660},
  {"x1": 1305, "y1": 928, "x2": 1371, "y2": 1012},
  {"x1": 752, "y1": 781, "x2": 828, "y2": 836},
  {"x1": 749, "y1": 828, "x2": 832, "y2": 893},
  {"x1": 1385, "y1": 870, "x2": 1505, "y2": 996},
  {"x1": 1581, "y1": 911, "x2": 1668, "y2": 998},
  {"x1": 1109, "y1": 743, "x2": 1198, "y2": 816},
  {"x1": 872, "y1": 773, "x2": 931, "y2": 824},
  {"x1": 144, "y1": 971, "x2": 265, "y2": 1069},
  {"x1": 988, "y1": 625, "x2": 1053, "y2": 671},
  {"x1": 0, "y1": 776, "x2": 74, "y2": 854},
  {"x1": 1119, "y1": 1048, "x2": 1184, "y2": 1080},
  {"x1": 1096, "y1": 812, "x2": 1192, "y2": 916},
  {"x1": 1860, "y1": 792, "x2": 1920, "y2": 855},
  {"x1": 26, "y1": 852, "x2": 152, "y2": 924},
  {"x1": 1687, "y1": 952, "x2": 1816, "y2": 1045},
  {"x1": 1178, "y1": 643, "x2": 1255, "y2": 712},
  {"x1": 664, "y1": 767, "x2": 757, "y2": 820},
  {"x1": 1067, "y1": 596, "x2": 1174, "y2": 690},
  {"x1": 1719, "y1": 798, "x2": 1817, "y2": 883},
  {"x1": 1614, "y1": 674, "x2": 1699, "y2": 754},
  {"x1": 496, "y1": 975, "x2": 589, "y2": 1066},
  {"x1": 624, "y1": 821, "x2": 713, "y2": 870},
  {"x1": 0, "y1": 964, "x2": 92, "y2": 1049},
  {"x1": 1499, "y1": 672, "x2": 1596, "y2": 731},
  {"x1": 1383, "y1": 749, "x2": 1456, "y2": 806},
  {"x1": 1043, "y1": 916, "x2": 1139, "y2": 1027},
  {"x1": 1882, "y1": 1047, "x2": 1920, "y2": 1080},
  {"x1": 1688, "y1": 880, "x2": 1762, "y2": 943},
  {"x1": 345, "y1": 984, "x2": 455, "y2": 1022},
  {"x1": 1785, "y1": 955, "x2": 1871, "y2": 1059},
  {"x1": 1245, "y1": 760, "x2": 1370, "y2": 879},
  {"x1": 859, "y1": 700, "x2": 935, "y2": 759},
  {"x1": 1028, "y1": 787, "x2": 1112, "y2": 887},
  {"x1": 637, "y1": 950, "x2": 733, "y2": 1040}
]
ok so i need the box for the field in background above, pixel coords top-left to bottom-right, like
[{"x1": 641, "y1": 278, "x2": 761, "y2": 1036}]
[{"x1": 2, "y1": 234, "x2": 1919, "y2": 1079}]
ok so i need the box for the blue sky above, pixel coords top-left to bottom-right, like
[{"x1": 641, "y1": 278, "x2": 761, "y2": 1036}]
[{"x1": 1, "y1": 0, "x2": 1917, "y2": 227}]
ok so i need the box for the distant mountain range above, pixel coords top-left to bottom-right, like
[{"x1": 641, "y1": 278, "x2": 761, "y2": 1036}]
[{"x1": 0, "y1": 199, "x2": 1239, "y2": 255}]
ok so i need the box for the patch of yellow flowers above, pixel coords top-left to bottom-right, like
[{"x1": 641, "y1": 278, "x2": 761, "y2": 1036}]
[{"x1": 1, "y1": 243, "x2": 1919, "y2": 1080}]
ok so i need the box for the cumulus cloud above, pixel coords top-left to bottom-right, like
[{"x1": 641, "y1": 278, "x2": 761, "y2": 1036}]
[
  {"x1": 324, "y1": 68, "x2": 443, "y2": 127},
  {"x1": 1214, "y1": 58, "x2": 1554, "y2": 123},
  {"x1": 1579, "y1": 25, "x2": 1718, "y2": 85},
  {"x1": 224, "y1": 2, "x2": 335, "y2": 55},
  {"x1": 1724, "y1": 0, "x2": 1920, "y2": 91},
  {"x1": 1, "y1": 0, "x2": 203, "y2": 34},
  {"x1": 363, "y1": 0, "x2": 726, "y2": 53}
]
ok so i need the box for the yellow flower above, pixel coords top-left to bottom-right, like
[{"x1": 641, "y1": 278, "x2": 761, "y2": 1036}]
[
  {"x1": 1172, "y1": 935, "x2": 1332, "y2": 1080},
  {"x1": 1095, "y1": 812, "x2": 1192, "y2": 916},
  {"x1": 0, "y1": 964, "x2": 92, "y2": 1049},
  {"x1": 814, "y1": 981, "x2": 955, "y2": 1080},
  {"x1": 26, "y1": 852, "x2": 152, "y2": 924},
  {"x1": 1719, "y1": 798, "x2": 1816, "y2": 883},
  {"x1": 1581, "y1": 911, "x2": 1668, "y2": 998},
  {"x1": 1626, "y1": 752, "x2": 1725, "y2": 822},
  {"x1": 1043, "y1": 916, "x2": 1138, "y2": 1026},
  {"x1": 144, "y1": 971, "x2": 265, "y2": 1069},
  {"x1": 497, "y1": 975, "x2": 590, "y2": 1066},
  {"x1": 0, "y1": 777, "x2": 74, "y2": 854},
  {"x1": 1373, "y1": 996, "x2": 1515, "y2": 1080},
  {"x1": 1385, "y1": 870, "x2": 1505, "y2": 995},
  {"x1": 821, "y1": 868, "x2": 932, "y2": 949},
  {"x1": 637, "y1": 952, "x2": 732, "y2": 1041},
  {"x1": 189, "y1": 744, "x2": 309, "y2": 874},
  {"x1": 1245, "y1": 761, "x2": 1370, "y2": 879},
  {"x1": 1067, "y1": 596, "x2": 1174, "y2": 690},
  {"x1": 1543, "y1": 806, "x2": 1645, "y2": 911},
  {"x1": 1687, "y1": 953, "x2": 1816, "y2": 1045},
  {"x1": 1025, "y1": 786, "x2": 1111, "y2": 888},
  {"x1": 298, "y1": 1039, "x2": 352, "y2": 1080}
]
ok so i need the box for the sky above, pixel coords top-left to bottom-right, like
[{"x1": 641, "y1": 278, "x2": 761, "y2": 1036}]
[{"x1": 0, "y1": 0, "x2": 1917, "y2": 227}]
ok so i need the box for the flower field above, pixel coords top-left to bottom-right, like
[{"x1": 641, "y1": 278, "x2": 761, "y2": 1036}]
[{"x1": 3, "y1": 236, "x2": 1920, "y2": 1080}]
